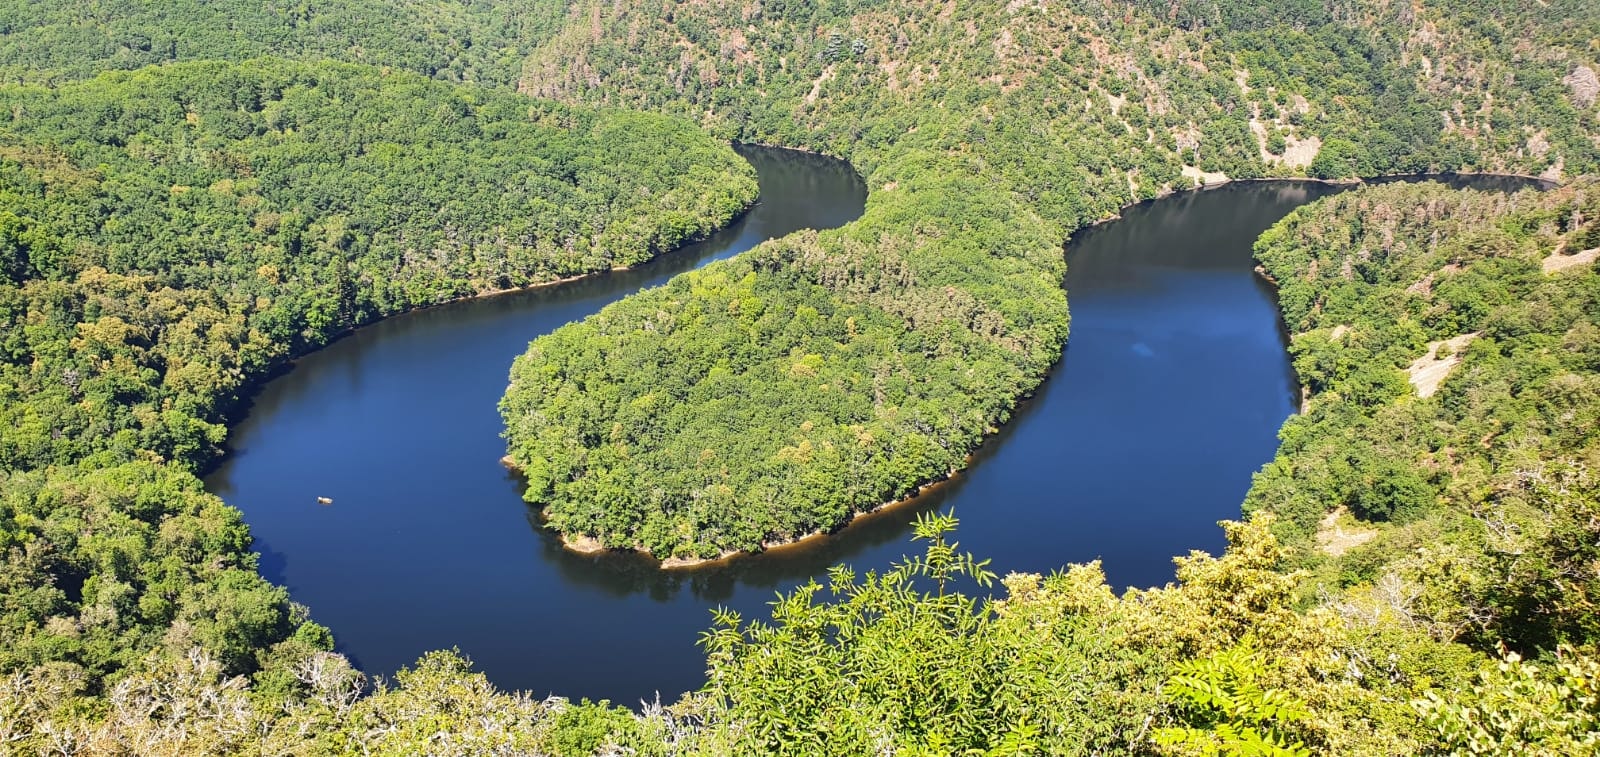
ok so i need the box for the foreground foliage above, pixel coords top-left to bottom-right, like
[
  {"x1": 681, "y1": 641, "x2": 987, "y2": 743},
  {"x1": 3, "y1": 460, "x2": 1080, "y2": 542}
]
[
  {"x1": 1155, "y1": 645, "x2": 1311, "y2": 756},
  {"x1": 6, "y1": 510, "x2": 1578, "y2": 755},
  {"x1": 1416, "y1": 645, "x2": 1600, "y2": 754}
]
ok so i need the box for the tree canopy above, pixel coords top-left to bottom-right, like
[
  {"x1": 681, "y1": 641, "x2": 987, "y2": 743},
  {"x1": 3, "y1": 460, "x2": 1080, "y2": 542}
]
[
  {"x1": 0, "y1": 0, "x2": 573, "y2": 86},
  {"x1": 2, "y1": 0, "x2": 1599, "y2": 753}
]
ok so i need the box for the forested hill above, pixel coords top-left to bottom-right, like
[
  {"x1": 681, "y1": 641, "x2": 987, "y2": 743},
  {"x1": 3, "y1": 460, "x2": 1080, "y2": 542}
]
[
  {"x1": 523, "y1": 0, "x2": 1599, "y2": 182},
  {"x1": 1247, "y1": 180, "x2": 1600, "y2": 655},
  {"x1": 0, "y1": 0, "x2": 570, "y2": 86},
  {"x1": 502, "y1": 0, "x2": 1599, "y2": 561},
  {"x1": 2, "y1": 0, "x2": 1599, "y2": 754}
]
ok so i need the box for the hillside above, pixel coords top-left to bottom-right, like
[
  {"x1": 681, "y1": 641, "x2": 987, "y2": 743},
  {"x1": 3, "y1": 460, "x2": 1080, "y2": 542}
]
[
  {"x1": 522, "y1": 0, "x2": 1599, "y2": 182},
  {"x1": 0, "y1": 58, "x2": 756, "y2": 472},
  {"x1": 0, "y1": 0, "x2": 570, "y2": 85},
  {"x1": 1248, "y1": 179, "x2": 1600, "y2": 654}
]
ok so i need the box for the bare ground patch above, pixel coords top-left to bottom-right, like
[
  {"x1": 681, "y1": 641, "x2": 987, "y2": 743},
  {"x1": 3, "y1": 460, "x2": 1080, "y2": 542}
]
[
  {"x1": 1279, "y1": 134, "x2": 1321, "y2": 169},
  {"x1": 1248, "y1": 115, "x2": 1320, "y2": 168},
  {"x1": 1181, "y1": 165, "x2": 1229, "y2": 186},
  {"x1": 1318, "y1": 506, "x2": 1377, "y2": 557},
  {"x1": 1543, "y1": 246, "x2": 1599, "y2": 274},
  {"x1": 1407, "y1": 332, "x2": 1479, "y2": 398}
]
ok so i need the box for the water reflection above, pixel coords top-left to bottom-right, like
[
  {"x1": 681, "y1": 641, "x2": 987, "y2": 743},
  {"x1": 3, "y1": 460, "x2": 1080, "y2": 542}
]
[{"x1": 209, "y1": 166, "x2": 1542, "y2": 703}]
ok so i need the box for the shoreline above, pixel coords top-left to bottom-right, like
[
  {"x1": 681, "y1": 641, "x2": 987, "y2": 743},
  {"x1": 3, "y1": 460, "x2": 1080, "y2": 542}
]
[
  {"x1": 1091, "y1": 168, "x2": 1556, "y2": 228},
  {"x1": 503, "y1": 444, "x2": 982, "y2": 571},
  {"x1": 290, "y1": 196, "x2": 759, "y2": 358},
  {"x1": 199, "y1": 187, "x2": 759, "y2": 477}
]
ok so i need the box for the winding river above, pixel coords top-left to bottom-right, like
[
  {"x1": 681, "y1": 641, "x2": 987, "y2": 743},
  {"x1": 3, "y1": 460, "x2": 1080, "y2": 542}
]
[{"x1": 205, "y1": 146, "x2": 1538, "y2": 703}]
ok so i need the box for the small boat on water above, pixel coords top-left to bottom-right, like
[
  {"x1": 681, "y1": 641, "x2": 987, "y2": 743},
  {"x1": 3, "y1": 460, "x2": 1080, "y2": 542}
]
[{"x1": 316, "y1": 496, "x2": 333, "y2": 505}]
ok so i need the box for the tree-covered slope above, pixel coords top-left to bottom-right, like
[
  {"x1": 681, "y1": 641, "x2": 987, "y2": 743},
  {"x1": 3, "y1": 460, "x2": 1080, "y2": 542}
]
[
  {"x1": 0, "y1": 0, "x2": 571, "y2": 86},
  {"x1": 0, "y1": 58, "x2": 756, "y2": 473},
  {"x1": 584, "y1": 180, "x2": 1600, "y2": 756},
  {"x1": 502, "y1": 0, "x2": 1600, "y2": 561},
  {"x1": 1247, "y1": 179, "x2": 1600, "y2": 653},
  {"x1": 522, "y1": 0, "x2": 1600, "y2": 182}
]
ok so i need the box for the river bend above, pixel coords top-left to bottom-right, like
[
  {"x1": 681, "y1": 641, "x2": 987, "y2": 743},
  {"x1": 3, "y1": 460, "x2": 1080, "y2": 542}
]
[{"x1": 207, "y1": 148, "x2": 1535, "y2": 702}]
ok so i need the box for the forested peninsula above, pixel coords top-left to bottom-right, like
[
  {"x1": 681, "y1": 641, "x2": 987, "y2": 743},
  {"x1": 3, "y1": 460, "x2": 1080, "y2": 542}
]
[
  {"x1": 2, "y1": 0, "x2": 1599, "y2": 754},
  {"x1": 502, "y1": 0, "x2": 1599, "y2": 562}
]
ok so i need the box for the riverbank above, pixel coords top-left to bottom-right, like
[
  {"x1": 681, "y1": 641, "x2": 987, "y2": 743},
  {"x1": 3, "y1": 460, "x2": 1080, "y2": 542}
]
[
  {"x1": 202, "y1": 174, "x2": 760, "y2": 477},
  {"x1": 506, "y1": 441, "x2": 988, "y2": 570},
  {"x1": 291, "y1": 193, "x2": 760, "y2": 352},
  {"x1": 557, "y1": 470, "x2": 965, "y2": 570},
  {"x1": 1097, "y1": 169, "x2": 1557, "y2": 227}
]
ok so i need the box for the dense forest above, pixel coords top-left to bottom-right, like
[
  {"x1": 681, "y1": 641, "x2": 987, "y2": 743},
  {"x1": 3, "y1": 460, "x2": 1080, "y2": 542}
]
[
  {"x1": 502, "y1": 163, "x2": 1069, "y2": 560},
  {"x1": 522, "y1": 0, "x2": 1599, "y2": 182},
  {"x1": 2, "y1": 0, "x2": 1599, "y2": 754},
  {"x1": 0, "y1": 58, "x2": 756, "y2": 472},
  {"x1": 0, "y1": 0, "x2": 570, "y2": 86},
  {"x1": 1247, "y1": 180, "x2": 1600, "y2": 656}
]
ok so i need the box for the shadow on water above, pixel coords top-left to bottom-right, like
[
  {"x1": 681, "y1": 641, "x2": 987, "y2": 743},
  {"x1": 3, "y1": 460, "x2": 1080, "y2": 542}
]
[
  {"x1": 250, "y1": 536, "x2": 292, "y2": 589},
  {"x1": 208, "y1": 160, "x2": 1544, "y2": 703},
  {"x1": 510, "y1": 466, "x2": 947, "y2": 603}
]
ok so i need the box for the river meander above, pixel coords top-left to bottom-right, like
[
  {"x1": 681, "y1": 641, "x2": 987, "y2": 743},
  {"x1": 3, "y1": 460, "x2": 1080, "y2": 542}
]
[{"x1": 205, "y1": 147, "x2": 1537, "y2": 703}]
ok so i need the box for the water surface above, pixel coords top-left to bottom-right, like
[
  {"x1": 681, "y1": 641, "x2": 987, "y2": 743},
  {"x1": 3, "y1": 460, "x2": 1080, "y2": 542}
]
[{"x1": 208, "y1": 164, "x2": 1535, "y2": 703}]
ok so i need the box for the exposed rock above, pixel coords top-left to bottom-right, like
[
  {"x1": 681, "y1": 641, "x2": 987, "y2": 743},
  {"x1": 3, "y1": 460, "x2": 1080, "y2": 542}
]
[
  {"x1": 1407, "y1": 333, "x2": 1479, "y2": 398},
  {"x1": 1527, "y1": 130, "x2": 1551, "y2": 158},
  {"x1": 1541, "y1": 156, "x2": 1565, "y2": 183},
  {"x1": 1566, "y1": 65, "x2": 1599, "y2": 109},
  {"x1": 562, "y1": 533, "x2": 607, "y2": 554},
  {"x1": 1543, "y1": 246, "x2": 1599, "y2": 274},
  {"x1": 1181, "y1": 165, "x2": 1228, "y2": 186},
  {"x1": 1281, "y1": 134, "x2": 1321, "y2": 169},
  {"x1": 1317, "y1": 507, "x2": 1377, "y2": 557}
]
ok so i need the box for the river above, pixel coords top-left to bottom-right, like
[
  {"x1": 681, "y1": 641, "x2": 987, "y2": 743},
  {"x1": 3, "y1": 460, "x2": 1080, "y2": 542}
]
[{"x1": 205, "y1": 147, "x2": 1538, "y2": 703}]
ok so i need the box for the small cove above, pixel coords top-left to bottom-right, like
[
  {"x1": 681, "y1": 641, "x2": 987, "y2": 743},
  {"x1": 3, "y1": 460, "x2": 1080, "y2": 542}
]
[{"x1": 206, "y1": 151, "x2": 1540, "y2": 703}]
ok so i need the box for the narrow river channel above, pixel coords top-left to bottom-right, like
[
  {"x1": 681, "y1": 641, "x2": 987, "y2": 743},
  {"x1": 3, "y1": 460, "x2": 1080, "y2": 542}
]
[{"x1": 206, "y1": 147, "x2": 1536, "y2": 703}]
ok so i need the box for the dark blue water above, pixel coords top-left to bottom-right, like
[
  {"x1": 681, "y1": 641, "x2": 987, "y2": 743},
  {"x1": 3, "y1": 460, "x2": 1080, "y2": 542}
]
[{"x1": 206, "y1": 160, "x2": 1538, "y2": 704}]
